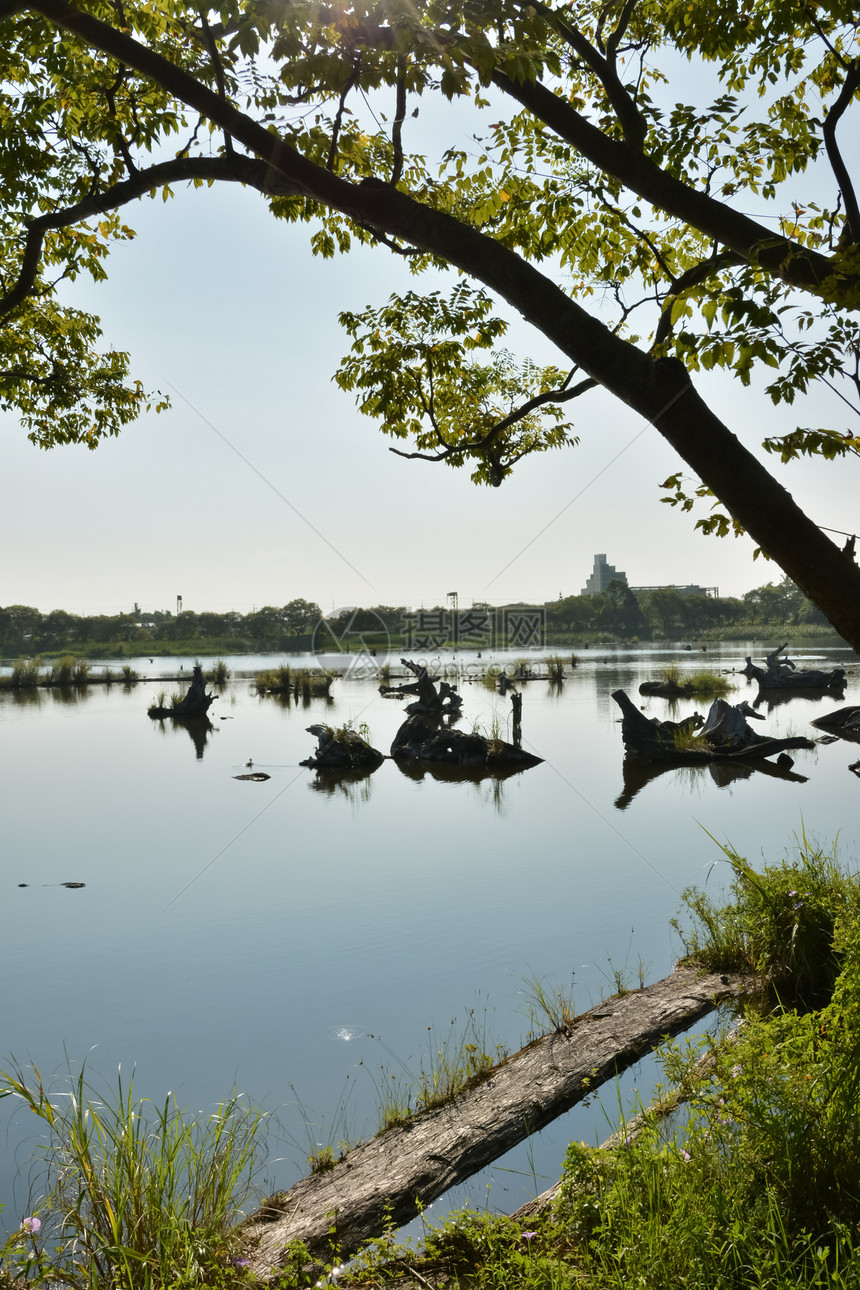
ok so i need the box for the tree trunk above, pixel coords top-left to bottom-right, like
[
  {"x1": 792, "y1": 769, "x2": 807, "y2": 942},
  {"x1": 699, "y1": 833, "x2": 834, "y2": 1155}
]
[
  {"x1": 24, "y1": 0, "x2": 860, "y2": 646},
  {"x1": 240, "y1": 966, "x2": 746, "y2": 1276}
]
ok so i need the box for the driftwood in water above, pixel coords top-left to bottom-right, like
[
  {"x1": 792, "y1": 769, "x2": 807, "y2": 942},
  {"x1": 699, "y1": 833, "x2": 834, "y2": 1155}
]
[
  {"x1": 741, "y1": 643, "x2": 845, "y2": 691},
  {"x1": 400, "y1": 658, "x2": 463, "y2": 715},
  {"x1": 612, "y1": 689, "x2": 814, "y2": 764},
  {"x1": 391, "y1": 713, "x2": 542, "y2": 770},
  {"x1": 240, "y1": 966, "x2": 746, "y2": 1276},
  {"x1": 147, "y1": 665, "x2": 215, "y2": 718},
  {"x1": 811, "y1": 705, "x2": 860, "y2": 741},
  {"x1": 300, "y1": 724, "x2": 384, "y2": 771},
  {"x1": 639, "y1": 679, "x2": 696, "y2": 697}
]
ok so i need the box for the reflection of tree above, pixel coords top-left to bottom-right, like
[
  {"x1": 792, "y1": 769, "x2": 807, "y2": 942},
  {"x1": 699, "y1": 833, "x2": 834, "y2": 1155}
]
[
  {"x1": 615, "y1": 756, "x2": 808, "y2": 811},
  {"x1": 150, "y1": 715, "x2": 216, "y2": 760}
]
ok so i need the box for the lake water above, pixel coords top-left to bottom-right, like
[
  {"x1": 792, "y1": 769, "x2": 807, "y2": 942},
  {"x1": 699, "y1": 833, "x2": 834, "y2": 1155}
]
[{"x1": 2, "y1": 642, "x2": 858, "y2": 1233}]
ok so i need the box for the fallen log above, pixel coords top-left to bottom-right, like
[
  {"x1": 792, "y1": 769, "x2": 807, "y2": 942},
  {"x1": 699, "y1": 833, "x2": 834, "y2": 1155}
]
[{"x1": 240, "y1": 966, "x2": 747, "y2": 1276}]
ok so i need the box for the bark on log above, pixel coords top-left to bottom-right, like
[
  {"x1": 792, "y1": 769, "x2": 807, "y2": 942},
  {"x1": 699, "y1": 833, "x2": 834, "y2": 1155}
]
[{"x1": 240, "y1": 966, "x2": 746, "y2": 1276}]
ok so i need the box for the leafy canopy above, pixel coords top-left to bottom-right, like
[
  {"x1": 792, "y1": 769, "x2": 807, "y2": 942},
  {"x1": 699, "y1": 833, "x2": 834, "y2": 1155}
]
[{"x1": 1, "y1": 0, "x2": 860, "y2": 634}]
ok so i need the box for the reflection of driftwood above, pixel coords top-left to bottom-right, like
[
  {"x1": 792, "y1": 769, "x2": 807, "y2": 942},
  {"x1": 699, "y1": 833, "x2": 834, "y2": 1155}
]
[
  {"x1": 300, "y1": 724, "x2": 384, "y2": 771},
  {"x1": 241, "y1": 966, "x2": 748, "y2": 1276},
  {"x1": 395, "y1": 758, "x2": 529, "y2": 785},
  {"x1": 612, "y1": 690, "x2": 814, "y2": 765},
  {"x1": 742, "y1": 643, "x2": 845, "y2": 691},
  {"x1": 391, "y1": 714, "x2": 542, "y2": 770},
  {"x1": 615, "y1": 753, "x2": 809, "y2": 810},
  {"x1": 149, "y1": 713, "x2": 216, "y2": 759}
]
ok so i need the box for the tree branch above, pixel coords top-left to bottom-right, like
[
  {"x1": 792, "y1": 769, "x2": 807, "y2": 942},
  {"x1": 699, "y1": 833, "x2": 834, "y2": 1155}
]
[
  {"x1": 388, "y1": 377, "x2": 594, "y2": 470},
  {"x1": 488, "y1": 66, "x2": 842, "y2": 294},
  {"x1": 199, "y1": 10, "x2": 234, "y2": 155},
  {"x1": 821, "y1": 58, "x2": 860, "y2": 246},
  {"x1": 391, "y1": 56, "x2": 407, "y2": 185},
  {"x1": 653, "y1": 251, "x2": 741, "y2": 346},
  {"x1": 327, "y1": 56, "x2": 361, "y2": 173},
  {"x1": 515, "y1": 0, "x2": 647, "y2": 149},
  {"x1": 0, "y1": 155, "x2": 267, "y2": 320},
  {"x1": 15, "y1": 0, "x2": 860, "y2": 644}
]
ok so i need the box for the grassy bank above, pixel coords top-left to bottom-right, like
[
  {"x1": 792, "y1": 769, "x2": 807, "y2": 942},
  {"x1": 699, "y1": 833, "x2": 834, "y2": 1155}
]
[{"x1": 4, "y1": 836, "x2": 860, "y2": 1288}]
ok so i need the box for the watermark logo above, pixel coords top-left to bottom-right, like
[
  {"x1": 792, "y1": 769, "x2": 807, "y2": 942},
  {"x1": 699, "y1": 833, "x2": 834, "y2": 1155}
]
[
  {"x1": 402, "y1": 607, "x2": 545, "y2": 651},
  {"x1": 311, "y1": 606, "x2": 391, "y2": 678}
]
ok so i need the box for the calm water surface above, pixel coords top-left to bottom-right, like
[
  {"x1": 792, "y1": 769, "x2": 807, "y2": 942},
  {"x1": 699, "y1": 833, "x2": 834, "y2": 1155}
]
[{"x1": 2, "y1": 643, "x2": 858, "y2": 1229}]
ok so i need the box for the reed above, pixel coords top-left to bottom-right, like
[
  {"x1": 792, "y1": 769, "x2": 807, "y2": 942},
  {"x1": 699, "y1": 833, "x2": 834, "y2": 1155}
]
[
  {"x1": 10, "y1": 657, "x2": 42, "y2": 687},
  {"x1": 50, "y1": 655, "x2": 77, "y2": 685},
  {"x1": 207, "y1": 659, "x2": 230, "y2": 686},
  {"x1": 544, "y1": 654, "x2": 566, "y2": 681}
]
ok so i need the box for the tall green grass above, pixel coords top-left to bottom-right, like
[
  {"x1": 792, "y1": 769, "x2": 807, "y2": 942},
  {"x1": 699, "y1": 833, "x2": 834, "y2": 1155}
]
[
  {"x1": 0, "y1": 1064, "x2": 266, "y2": 1290},
  {"x1": 675, "y1": 830, "x2": 857, "y2": 1006}
]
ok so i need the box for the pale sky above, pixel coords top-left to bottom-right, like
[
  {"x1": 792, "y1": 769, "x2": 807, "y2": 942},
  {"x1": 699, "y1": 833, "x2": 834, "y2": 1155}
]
[{"x1": 2, "y1": 102, "x2": 857, "y2": 617}]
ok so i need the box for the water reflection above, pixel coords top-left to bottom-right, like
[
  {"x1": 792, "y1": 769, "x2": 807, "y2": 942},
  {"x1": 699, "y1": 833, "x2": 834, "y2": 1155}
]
[
  {"x1": 307, "y1": 767, "x2": 377, "y2": 803},
  {"x1": 49, "y1": 684, "x2": 97, "y2": 705},
  {"x1": 753, "y1": 688, "x2": 839, "y2": 712},
  {"x1": 615, "y1": 754, "x2": 810, "y2": 810},
  {"x1": 149, "y1": 714, "x2": 218, "y2": 759}
]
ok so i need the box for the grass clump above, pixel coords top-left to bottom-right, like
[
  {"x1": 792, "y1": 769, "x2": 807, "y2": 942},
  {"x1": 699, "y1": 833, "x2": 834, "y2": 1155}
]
[
  {"x1": 0, "y1": 1063, "x2": 266, "y2": 1290},
  {"x1": 207, "y1": 659, "x2": 230, "y2": 686},
  {"x1": 255, "y1": 664, "x2": 292, "y2": 692},
  {"x1": 670, "y1": 726, "x2": 713, "y2": 754},
  {"x1": 675, "y1": 831, "x2": 857, "y2": 1007},
  {"x1": 687, "y1": 668, "x2": 730, "y2": 697},
  {"x1": 7, "y1": 657, "x2": 42, "y2": 687},
  {"x1": 520, "y1": 972, "x2": 577, "y2": 1033},
  {"x1": 370, "y1": 1009, "x2": 507, "y2": 1134},
  {"x1": 50, "y1": 656, "x2": 77, "y2": 685},
  {"x1": 544, "y1": 654, "x2": 566, "y2": 682}
]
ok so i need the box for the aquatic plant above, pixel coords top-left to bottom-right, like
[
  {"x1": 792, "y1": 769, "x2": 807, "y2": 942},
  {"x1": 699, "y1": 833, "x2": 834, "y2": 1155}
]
[
  {"x1": 687, "y1": 669, "x2": 730, "y2": 697},
  {"x1": 207, "y1": 659, "x2": 230, "y2": 686},
  {"x1": 10, "y1": 657, "x2": 42, "y2": 687},
  {"x1": 120, "y1": 665, "x2": 139, "y2": 684},
  {"x1": 544, "y1": 654, "x2": 566, "y2": 682},
  {"x1": 0, "y1": 1063, "x2": 267, "y2": 1290},
  {"x1": 50, "y1": 656, "x2": 77, "y2": 685}
]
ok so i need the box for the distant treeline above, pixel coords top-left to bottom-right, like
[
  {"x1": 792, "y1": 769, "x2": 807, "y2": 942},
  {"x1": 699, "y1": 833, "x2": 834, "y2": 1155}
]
[{"x1": 0, "y1": 579, "x2": 835, "y2": 657}]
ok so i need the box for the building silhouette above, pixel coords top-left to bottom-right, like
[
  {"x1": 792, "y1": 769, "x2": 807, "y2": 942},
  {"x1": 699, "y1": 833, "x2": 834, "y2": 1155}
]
[{"x1": 581, "y1": 553, "x2": 627, "y2": 596}]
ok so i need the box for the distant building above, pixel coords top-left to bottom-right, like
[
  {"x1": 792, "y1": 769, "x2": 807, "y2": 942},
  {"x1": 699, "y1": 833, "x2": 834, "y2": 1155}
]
[
  {"x1": 632, "y1": 583, "x2": 719, "y2": 599},
  {"x1": 581, "y1": 553, "x2": 627, "y2": 596}
]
